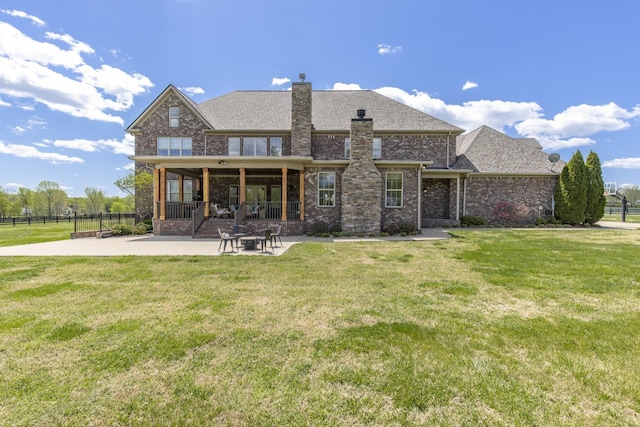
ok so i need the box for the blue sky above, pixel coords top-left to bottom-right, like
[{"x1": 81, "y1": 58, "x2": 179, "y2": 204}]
[{"x1": 1, "y1": 0, "x2": 639, "y2": 197}]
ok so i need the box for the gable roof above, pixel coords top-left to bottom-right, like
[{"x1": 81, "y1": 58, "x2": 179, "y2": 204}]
[
  {"x1": 196, "y1": 90, "x2": 463, "y2": 133},
  {"x1": 453, "y1": 125, "x2": 564, "y2": 174},
  {"x1": 126, "y1": 84, "x2": 213, "y2": 131}
]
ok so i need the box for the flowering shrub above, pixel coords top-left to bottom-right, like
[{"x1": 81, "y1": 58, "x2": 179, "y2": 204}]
[{"x1": 492, "y1": 200, "x2": 530, "y2": 224}]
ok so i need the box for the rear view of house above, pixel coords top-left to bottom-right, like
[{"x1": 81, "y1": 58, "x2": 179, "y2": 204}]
[{"x1": 126, "y1": 74, "x2": 562, "y2": 236}]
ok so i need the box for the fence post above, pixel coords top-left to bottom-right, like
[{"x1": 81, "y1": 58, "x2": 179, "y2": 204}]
[
  {"x1": 99, "y1": 212, "x2": 103, "y2": 232},
  {"x1": 12, "y1": 217, "x2": 15, "y2": 226},
  {"x1": 28, "y1": 217, "x2": 31, "y2": 226},
  {"x1": 74, "y1": 212, "x2": 77, "y2": 233}
]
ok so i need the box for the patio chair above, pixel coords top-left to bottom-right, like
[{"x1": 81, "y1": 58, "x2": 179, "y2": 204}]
[
  {"x1": 256, "y1": 229, "x2": 272, "y2": 252},
  {"x1": 211, "y1": 204, "x2": 230, "y2": 219},
  {"x1": 270, "y1": 225, "x2": 283, "y2": 247},
  {"x1": 250, "y1": 204, "x2": 260, "y2": 219},
  {"x1": 217, "y1": 228, "x2": 236, "y2": 253}
]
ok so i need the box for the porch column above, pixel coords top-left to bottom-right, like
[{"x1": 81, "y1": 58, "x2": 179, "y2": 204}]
[
  {"x1": 299, "y1": 170, "x2": 305, "y2": 220},
  {"x1": 153, "y1": 168, "x2": 160, "y2": 219},
  {"x1": 281, "y1": 167, "x2": 288, "y2": 221},
  {"x1": 240, "y1": 168, "x2": 246, "y2": 205},
  {"x1": 159, "y1": 167, "x2": 166, "y2": 220},
  {"x1": 178, "y1": 175, "x2": 184, "y2": 202},
  {"x1": 203, "y1": 167, "x2": 209, "y2": 217}
]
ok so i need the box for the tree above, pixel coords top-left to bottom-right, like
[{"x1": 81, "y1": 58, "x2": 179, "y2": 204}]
[
  {"x1": 35, "y1": 181, "x2": 66, "y2": 216},
  {"x1": 114, "y1": 169, "x2": 153, "y2": 219},
  {"x1": 621, "y1": 185, "x2": 640, "y2": 206},
  {"x1": 85, "y1": 187, "x2": 106, "y2": 215},
  {"x1": 584, "y1": 151, "x2": 605, "y2": 224},
  {"x1": 17, "y1": 187, "x2": 33, "y2": 216},
  {"x1": 555, "y1": 150, "x2": 587, "y2": 225},
  {"x1": 0, "y1": 186, "x2": 9, "y2": 217}
]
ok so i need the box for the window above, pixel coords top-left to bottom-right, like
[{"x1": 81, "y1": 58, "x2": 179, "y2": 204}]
[
  {"x1": 344, "y1": 137, "x2": 380, "y2": 158},
  {"x1": 318, "y1": 172, "x2": 335, "y2": 207},
  {"x1": 243, "y1": 137, "x2": 267, "y2": 156},
  {"x1": 167, "y1": 180, "x2": 180, "y2": 201},
  {"x1": 157, "y1": 137, "x2": 192, "y2": 156},
  {"x1": 228, "y1": 137, "x2": 240, "y2": 156},
  {"x1": 373, "y1": 138, "x2": 382, "y2": 159},
  {"x1": 167, "y1": 180, "x2": 192, "y2": 201},
  {"x1": 169, "y1": 107, "x2": 179, "y2": 128},
  {"x1": 386, "y1": 172, "x2": 403, "y2": 208},
  {"x1": 229, "y1": 185, "x2": 239, "y2": 207},
  {"x1": 270, "y1": 137, "x2": 282, "y2": 156}
]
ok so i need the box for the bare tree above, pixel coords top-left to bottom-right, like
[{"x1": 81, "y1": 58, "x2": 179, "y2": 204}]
[
  {"x1": 85, "y1": 187, "x2": 106, "y2": 214},
  {"x1": 622, "y1": 185, "x2": 640, "y2": 206}
]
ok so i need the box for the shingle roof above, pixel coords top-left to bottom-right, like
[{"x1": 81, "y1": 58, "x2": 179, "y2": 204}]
[
  {"x1": 453, "y1": 125, "x2": 564, "y2": 174},
  {"x1": 197, "y1": 90, "x2": 463, "y2": 132}
]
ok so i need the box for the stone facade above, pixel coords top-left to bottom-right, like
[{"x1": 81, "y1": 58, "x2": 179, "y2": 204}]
[
  {"x1": 291, "y1": 80, "x2": 312, "y2": 157},
  {"x1": 464, "y1": 176, "x2": 557, "y2": 223},
  {"x1": 341, "y1": 114, "x2": 382, "y2": 234}
]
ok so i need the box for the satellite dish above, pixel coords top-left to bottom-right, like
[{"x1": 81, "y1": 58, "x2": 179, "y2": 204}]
[{"x1": 548, "y1": 153, "x2": 560, "y2": 172}]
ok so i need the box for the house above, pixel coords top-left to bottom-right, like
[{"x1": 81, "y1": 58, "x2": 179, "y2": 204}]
[{"x1": 126, "y1": 74, "x2": 562, "y2": 236}]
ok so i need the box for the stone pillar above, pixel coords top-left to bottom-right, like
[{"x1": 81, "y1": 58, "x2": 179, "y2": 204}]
[
  {"x1": 341, "y1": 110, "x2": 381, "y2": 234},
  {"x1": 291, "y1": 73, "x2": 312, "y2": 157}
]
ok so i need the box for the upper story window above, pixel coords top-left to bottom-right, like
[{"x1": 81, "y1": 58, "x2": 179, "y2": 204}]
[
  {"x1": 243, "y1": 137, "x2": 267, "y2": 156},
  {"x1": 270, "y1": 137, "x2": 282, "y2": 156},
  {"x1": 228, "y1": 137, "x2": 283, "y2": 156},
  {"x1": 228, "y1": 137, "x2": 240, "y2": 156},
  {"x1": 373, "y1": 138, "x2": 382, "y2": 159},
  {"x1": 169, "y1": 107, "x2": 180, "y2": 128},
  {"x1": 318, "y1": 172, "x2": 335, "y2": 207},
  {"x1": 157, "y1": 137, "x2": 192, "y2": 156},
  {"x1": 385, "y1": 172, "x2": 403, "y2": 208},
  {"x1": 344, "y1": 137, "x2": 382, "y2": 159}
]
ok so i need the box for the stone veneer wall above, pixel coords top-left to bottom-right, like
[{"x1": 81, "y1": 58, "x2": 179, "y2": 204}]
[
  {"x1": 341, "y1": 116, "x2": 381, "y2": 234},
  {"x1": 380, "y1": 167, "x2": 419, "y2": 231},
  {"x1": 291, "y1": 81, "x2": 312, "y2": 157},
  {"x1": 464, "y1": 176, "x2": 558, "y2": 224}
]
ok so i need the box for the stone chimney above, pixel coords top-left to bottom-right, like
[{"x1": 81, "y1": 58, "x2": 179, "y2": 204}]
[
  {"x1": 291, "y1": 73, "x2": 312, "y2": 157},
  {"x1": 341, "y1": 110, "x2": 381, "y2": 234}
]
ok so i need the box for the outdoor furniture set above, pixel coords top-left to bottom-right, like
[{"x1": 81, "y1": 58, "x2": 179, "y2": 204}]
[{"x1": 217, "y1": 225, "x2": 282, "y2": 253}]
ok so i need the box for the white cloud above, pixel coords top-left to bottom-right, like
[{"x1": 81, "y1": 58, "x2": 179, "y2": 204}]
[
  {"x1": 0, "y1": 96, "x2": 9, "y2": 107},
  {"x1": 378, "y1": 44, "x2": 402, "y2": 55},
  {"x1": 3, "y1": 182, "x2": 24, "y2": 191},
  {"x1": 181, "y1": 86, "x2": 205, "y2": 96},
  {"x1": 0, "y1": 141, "x2": 84, "y2": 163},
  {"x1": 374, "y1": 86, "x2": 542, "y2": 132},
  {"x1": 271, "y1": 77, "x2": 291, "y2": 86},
  {"x1": 332, "y1": 83, "x2": 364, "y2": 91},
  {"x1": 51, "y1": 133, "x2": 134, "y2": 155},
  {"x1": 0, "y1": 21, "x2": 154, "y2": 124},
  {"x1": 10, "y1": 126, "x2": 25, "y2": 135},
  {"x1": 602, "y1": 158, "x2": 640, "y2": 169},
  {"x1": 462, "y1": 81, "x2": 478, "y2": 91},
  {"x1": 118, "y1": 162, "x2": 135, "y2": 171},
  {"x1": 0, "y1": 9, "x2": 45, "y2": 26}
]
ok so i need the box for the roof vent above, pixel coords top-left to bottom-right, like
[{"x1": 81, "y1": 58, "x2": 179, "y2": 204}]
[
  {"x1": 357, "y1": 109, "x2": 366, "y2": 119},
  {"x1": 299, "y1": 73, "x2": 306, "y2": 82}
]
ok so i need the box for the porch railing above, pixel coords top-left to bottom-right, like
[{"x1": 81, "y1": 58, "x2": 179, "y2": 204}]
[
  {"x1": 156, "y1": 201, "x2": 300, "y2": 222},
  {"x1": 192, "y1": 202, "x2": 205, "y2": 236}
]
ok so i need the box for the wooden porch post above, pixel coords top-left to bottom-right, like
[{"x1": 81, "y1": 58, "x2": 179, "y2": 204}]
[
  {"x1": 203, "y1": 168, "x2": 209, "y2": 217},
  {"x1": 240, "y1": 168, "x2": 246, "y2": 205},
  {"x1": 178, "y1": 175, "x2": 184, "y2": 202},
  {"x1": 153, "y1": 168, "x2": 159, "y2": 219},
  {"x1": 159, "y1": 167, "x2": 166, "y2": 220},
  {"x1": 299, "y1": 170, "x2": 305, "y2": 220},
  {"x1": 281, "y1": 167, "x2": 288, "y2": 222}
]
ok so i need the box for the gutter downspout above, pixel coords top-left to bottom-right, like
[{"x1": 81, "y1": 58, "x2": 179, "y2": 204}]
[{"x1": 417, "y1": 164, "x2": 422, "y2": 229}]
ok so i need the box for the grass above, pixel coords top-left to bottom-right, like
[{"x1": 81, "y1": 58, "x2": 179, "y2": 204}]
[
  {"x1": 601, "y1": 213, "x2": 640, "y2": 223},
  {"x1": 0, "y1": 222, "x2": 74, "y2": 247},
  {"x1": 1, "y1": 229, "x2": 640, "y2": 425}
]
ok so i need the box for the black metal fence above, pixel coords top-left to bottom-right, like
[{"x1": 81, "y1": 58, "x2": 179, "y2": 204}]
[
  {"x1": 72, "y1": 212, "x2": 138, "y2": 233},
  {"x1": 0, "y1": 216, "x2": 74, "y2": 226}
]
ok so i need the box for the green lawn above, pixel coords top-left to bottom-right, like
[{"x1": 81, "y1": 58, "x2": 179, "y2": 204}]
[
  {"x1": 0, "y1": 222, "x2": 74, "y2": 247},
  {"x1": 1, "y1": 229, "x2": 639, "y2": 425},
  {"x1": 600, "y1": 213, "x2": 640, "y2": 223}
]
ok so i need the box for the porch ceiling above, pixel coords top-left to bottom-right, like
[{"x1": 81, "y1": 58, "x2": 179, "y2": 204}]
[{"x1": 130, "y1": 155, "x2": 311, "y2": 171}]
